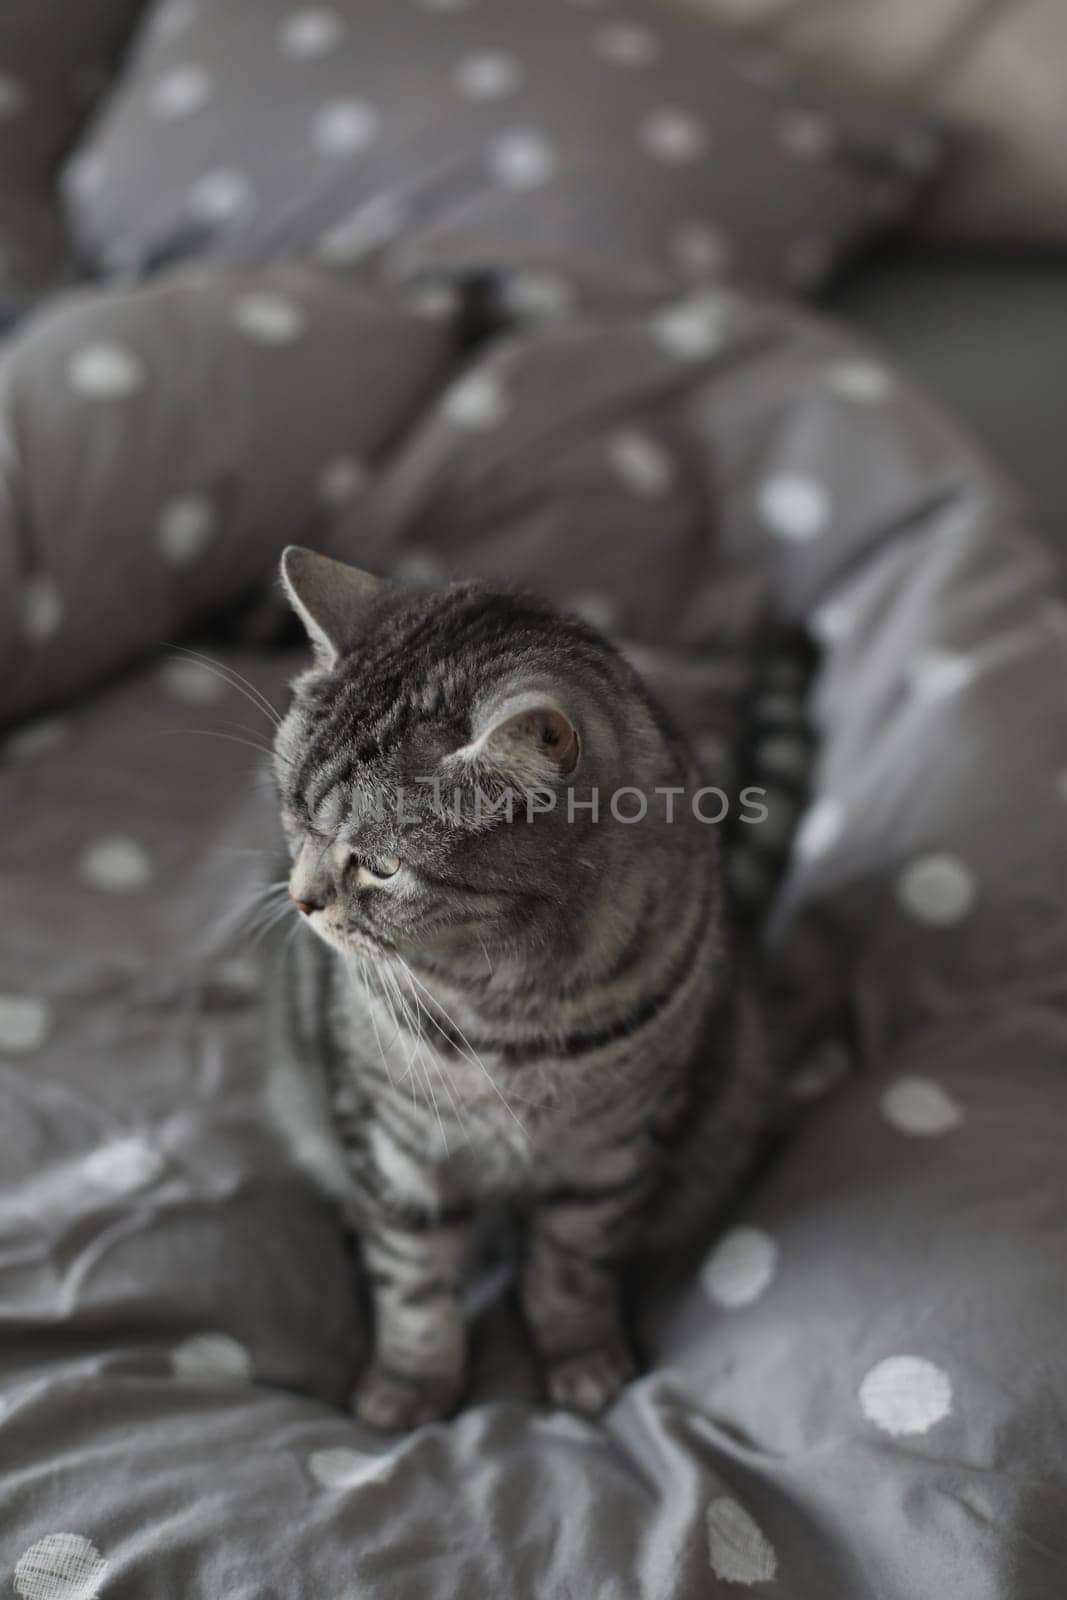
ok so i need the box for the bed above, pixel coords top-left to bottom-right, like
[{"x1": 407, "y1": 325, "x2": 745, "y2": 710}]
[{"x1": 2, "y1": 4, "x2": 1065, "y2": 1596}]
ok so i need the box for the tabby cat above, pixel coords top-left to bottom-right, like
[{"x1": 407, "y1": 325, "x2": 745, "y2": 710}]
[{"x1": 271, "y1": 545, "x2": 776, "y2": 1431}]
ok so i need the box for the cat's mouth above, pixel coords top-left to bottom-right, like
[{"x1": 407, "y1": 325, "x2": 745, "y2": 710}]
[{"x1": 299, "y1": 911, "x2": 393, "y2": 961}]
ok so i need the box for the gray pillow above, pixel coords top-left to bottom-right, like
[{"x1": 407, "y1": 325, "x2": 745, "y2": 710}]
[
  {"x1": 0, "y1": 0, "x2": 146, "y2": 301},
  {"x1": 0, "y1": 264, "x2": 454, "y2": 724},
  {"x1": 62, "y1": 0, "x2": 940, "y2": 298}
]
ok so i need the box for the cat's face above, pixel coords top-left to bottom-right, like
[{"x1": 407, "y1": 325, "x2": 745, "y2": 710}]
[{"x1": 273, "y1": 547, "x2": 621, "y2": 966}]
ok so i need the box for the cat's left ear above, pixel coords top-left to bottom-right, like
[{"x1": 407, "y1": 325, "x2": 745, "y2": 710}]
[
  {"x1": 453, "y1": 691, "x2": 580, "y2": 787},
  {"x1": 280, "y1": 545, "x2": 389, "y2": 668}
]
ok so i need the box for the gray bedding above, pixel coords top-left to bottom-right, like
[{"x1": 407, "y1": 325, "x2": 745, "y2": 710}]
[
  {"x1": 3, "y1": 3, "x2": 1067, "y2": 1597},
  {"x1": 3, "y1": 264, "x2": 1066, "y2": 1597}
]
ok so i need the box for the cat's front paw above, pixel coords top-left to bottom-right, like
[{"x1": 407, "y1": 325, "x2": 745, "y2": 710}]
[
  {"x1": 545, "y1": 1339, "x2": 637, "y2": 1416},
  {"x1": 351, "y1": 1363, "x2": 462, "y2": 1432}
]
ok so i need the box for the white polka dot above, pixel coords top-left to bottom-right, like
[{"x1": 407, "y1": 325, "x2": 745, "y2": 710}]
[
  {"x1": 408, "y1": 281, "x2": 460, "y2": 321},
  {"x1": 896, "y1": 853, "x2": 976, "y2": 925},
  {"x1": 157, "y1": 495, "x2": 217, "y2": 564},
  {"x1": 825, "y1": 360, "x2": 893, "y2": 403},
  {"x1": 487, "y1": 128, "x2": 556, "y2": 189},
  {"x1": 231, "y1": 292, "x2": 307, "y2": 345},
  {"x1": 316, "y1": 195, "x2": 407, "y2": 262},
  {"x1": 171, "y1": 1332, "x2": 253, "y2": 1382},
  {"x1": 150, "y1": 64, "x2": 212, "y2": 119},
  {"x1": 79, "y1": 836, "x2": 154, "y2": 893},
  {"x1": 793, "y1": 796, "x2": 844, "y2": 862},
  {"x1": 0, "y1": 994, "x2": 51, "y2": 1053},
  {"x1": 778, "y1": 109, "x2": 835, "y2": 158},
  {"x1": 707, "y1": 1498, "x2": 778, "y2": 1586},
  {"x1": 22, "y1": 576, "x2": 64, "y2": 643},
  {"x1": 607, "y1": 429, "x2": 675, "y2": 498},
  {"x1": 318, "y1": 456, "x2": 367, "y2": 505},
  {"x1": 392, "y1": 549, "x2": 448, "y2": 583},
  {"x1": 159, "y1": 658, "x2": 225, "y2": 704},
  {"x1": 753, "y1": 734, "x2": 809, "y2": 780},
  {"x1": 880, "y1": 1076, "x2": 963, "y2": 1137},
  {"x1": 188, "y1": 168, "x2": 255, "y2": 224},
  {"x1": 671, "y1": 221, "x2": 731, "y2": 279},
  {"x1": 757, "y1": 474, "x2": 830, "y2": 542},
  {"x1": 278, "y1": 8, "x2": 345, "y2": 59},
  {"x1": 641, "y1": 109, "x2": 709, "y2": 163},
  {"x1": 308, "y1": 1446, "x2": 390, "y2": 1488},
  {"x1": 859, "y1": 1355, "x2": 952, "y2": 1436},
  {"x1": 442, "y1": 371, "x2": 508, "y2": 429},
  {"x1": 153, "y1": 0, "x2": 197, "y2": 41},
  {"x1": 14, "y1": 1533, "x2": 108, "y2": 1600},
  {"x1": 66, "y1": 152, "x2": 106, "y2": 201},
  {"x1": 571, "y1": 592, "x2": 619, "y2": 634},
  {"x1": 215, "y1": 955, "x2": 260, "y2": 995},
  {"x1": 500, "y1": 269, "x2": 575, "y2": 320},
  {"x1": 702, "y1": 1226, "x2": 778, "y2": 1309},
  {"x1": 68, "y1": 342, "x2": 145, "y2": 399},
  {"x1": 595, "y1": 23, "x2": 660, "y2": 66},
  {"x1": 313, "y1": 98, "x2": 381, "y2": 155},
  {"x1": 651, "y1": 293, "x2": 729, "y2": 360},
  {"x1": 909, "y1": 648, "x2": 977, "y2": 702},
  {"x1": 3, "y1": 716, "x2": 68, "y2": 763},
  {"x1": 0, "y1": 74, "x2": 28, "y2": 119},
  {"x1": 455, "y1": 51, "x2": 523, "y2": 99},
  {"x1": 811, "y1": 598, "x2": 855, "y2": 645},
  {"x1": 84, "y1": 1137, "x2": 165, "y2": 1194}
]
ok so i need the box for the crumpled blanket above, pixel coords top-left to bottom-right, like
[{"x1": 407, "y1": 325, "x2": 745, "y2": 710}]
[{"x1": 2, "y1": 260, "x2": 1066, "y2": 1597}]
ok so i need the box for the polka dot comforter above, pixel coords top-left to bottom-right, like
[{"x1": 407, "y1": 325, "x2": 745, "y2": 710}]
[
  {"x1": 2, "y1": 13, "x2": 1066, "y2": 1600},
  {"x1": 3, "y1": 262, "x2": 1065, "y2": 1600}
]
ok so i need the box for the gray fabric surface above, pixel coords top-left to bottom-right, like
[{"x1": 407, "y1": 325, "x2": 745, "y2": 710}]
[
  {"x1": 3, "y1": 265, "x2": 1067, "y2": 1596},
  {"x1": 829, "y1": 251, "x2": 1067, "y2": 557},
  {"x1": 62, "y1": 0, "x2": 939, "y2": 296},
  {"x1": 0, "y1": 0, "x2": 146, "y2": 302}
]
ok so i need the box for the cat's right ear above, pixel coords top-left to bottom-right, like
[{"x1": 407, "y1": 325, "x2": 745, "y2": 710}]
[{"x1": 280, "y1": 545, "x2": 388, "y2": 668}]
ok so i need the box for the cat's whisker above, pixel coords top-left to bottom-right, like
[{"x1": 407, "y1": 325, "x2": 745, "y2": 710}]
[
  {"x1": 383, "y1": 964, "x2": 451, "y2": 1154},
  {"x1": 394, "y1": 955, "x2": 530, "y2": 1142},
  {"x1": 240, "y1": 881, "x2": 294, "y2": 947},
  {"x1": 247, "y1": 904, "x2": 295, "y2": 949},
  {"x1": 390, "y1": 961, "x2": 472, "y2": 1151},
  {"x1": 167, "y1": 645, "x2": 283, "y2": 727},
  {"x1": 162, "y1": 726, "x2": 292, "y2": 768},
  {"x1": 359, "y1": 956, "x2": 398, "y2": 1091}
]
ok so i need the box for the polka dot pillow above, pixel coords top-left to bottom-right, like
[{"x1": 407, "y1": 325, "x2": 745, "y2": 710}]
[
  {"x1": 62, "y1": 0, "x2": 940, "y2": 298},
  {"x1": 0, "y1": 263, "x2": 454, "y2": 724}
]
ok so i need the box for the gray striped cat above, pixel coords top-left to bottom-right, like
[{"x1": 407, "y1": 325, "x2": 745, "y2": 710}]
[{"x1": 271, "y1": 546, "x2": 776, "y2": 1431}]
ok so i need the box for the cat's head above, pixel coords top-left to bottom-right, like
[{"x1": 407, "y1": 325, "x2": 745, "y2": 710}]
[{"x1": 273, "y1": 546, "x2": 674, "y2": 965}]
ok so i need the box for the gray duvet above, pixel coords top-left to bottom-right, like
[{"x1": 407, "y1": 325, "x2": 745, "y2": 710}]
[{"x1": 3, "y1": 261, "x2": 1066, "y2": 1598}]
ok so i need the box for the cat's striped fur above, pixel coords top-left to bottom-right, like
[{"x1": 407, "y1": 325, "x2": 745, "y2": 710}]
[{"x1": 271, "y1": 546, "x2": 776, "y2": 1429}]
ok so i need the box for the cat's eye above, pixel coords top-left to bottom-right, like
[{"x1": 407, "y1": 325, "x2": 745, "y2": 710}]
[{"x1": 366, "y1": 855, "x2": 401, "y2": 881}]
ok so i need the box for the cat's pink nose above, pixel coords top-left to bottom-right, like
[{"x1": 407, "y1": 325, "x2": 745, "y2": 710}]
[{"x1": 291, "y1": 895, "x2": 318, "y2": 916}]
